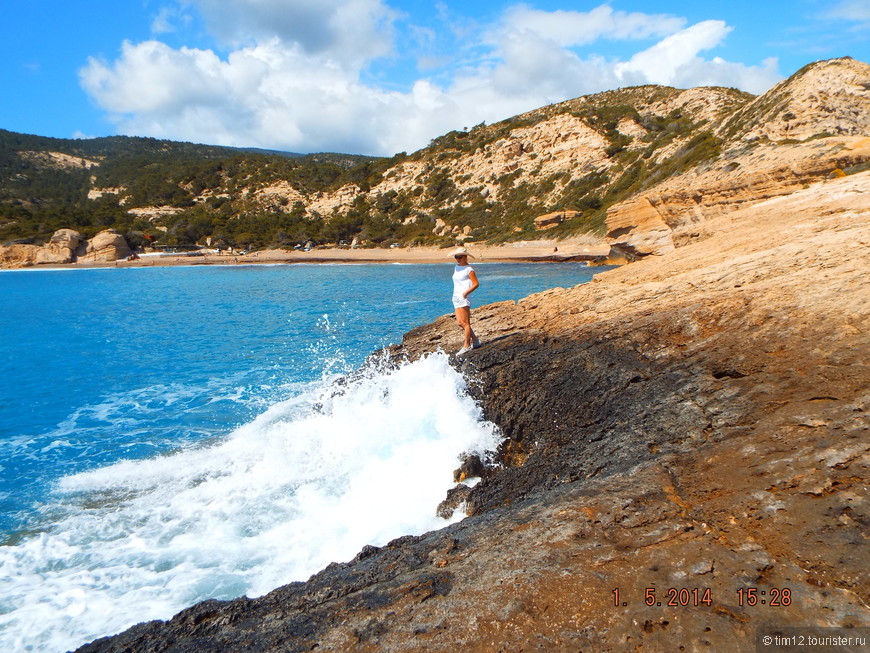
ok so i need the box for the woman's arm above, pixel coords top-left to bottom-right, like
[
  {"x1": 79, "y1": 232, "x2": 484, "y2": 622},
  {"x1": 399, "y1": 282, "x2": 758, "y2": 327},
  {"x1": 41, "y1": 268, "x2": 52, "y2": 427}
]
[{"x1": 464, "y1": 270, "x2": 479, "y2": 297}]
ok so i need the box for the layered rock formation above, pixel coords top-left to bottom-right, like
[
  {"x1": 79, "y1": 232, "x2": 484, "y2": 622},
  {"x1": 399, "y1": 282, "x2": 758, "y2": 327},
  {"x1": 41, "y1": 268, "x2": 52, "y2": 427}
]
[
  {"x1": 602, "y1": 57, "x2": 870, "y2": 259},
  {"x1": 604, "y1": 195, "x2": 675, "y2": 258},
  {"x1": 604, "y1": 135, "x2": 870, "y2": 258},
  {"x1": 301, "y1": 58, "x2": 869, "y2": 257},
  {"x1": 34, "y1": 228, "x2": 83, "y2": 264},
  {"x1": 0, "y1": 243, "x2": 41, "y2": 268},
  {"x1": 0, "y1": 229, "x2": 131, "y2": 267},
  {"x1": 79, "y1": 229, "x2": 132, "y2": 263},
  {"x1": 77, "y1": 169, "x2": 869, "y2": 651}
]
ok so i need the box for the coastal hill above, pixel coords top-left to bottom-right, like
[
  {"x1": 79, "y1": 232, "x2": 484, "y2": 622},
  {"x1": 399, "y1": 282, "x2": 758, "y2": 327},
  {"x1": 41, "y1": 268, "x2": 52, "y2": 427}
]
[
  {"x1": 75, "y1": 61, "x2": 870, "y2": 650},
  {"x1": 3, "y1": 57, "x2": 869, "y2": 267},
  {"x1": 0, "y1": 130, "x2": 386, "y2": 256}
]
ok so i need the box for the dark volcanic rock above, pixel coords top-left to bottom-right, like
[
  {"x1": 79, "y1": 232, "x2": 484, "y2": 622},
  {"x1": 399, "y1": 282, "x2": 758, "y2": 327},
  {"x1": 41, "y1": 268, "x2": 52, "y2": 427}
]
[
  {"x1": 436, "y1": 484, "x2": 473, "y2": 519},
  {"x1": 452, "y1": 453, "x2": 486, "y2": 483},
  {"x1": 76, "y1": 175, "x2": 869, "y2": 652}
]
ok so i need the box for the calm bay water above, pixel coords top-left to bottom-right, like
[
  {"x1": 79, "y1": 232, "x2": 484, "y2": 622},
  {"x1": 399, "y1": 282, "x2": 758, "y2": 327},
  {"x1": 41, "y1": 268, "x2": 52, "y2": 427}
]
[{"x1": 0, "y1": 261, "x2": 608, "y2": 651}]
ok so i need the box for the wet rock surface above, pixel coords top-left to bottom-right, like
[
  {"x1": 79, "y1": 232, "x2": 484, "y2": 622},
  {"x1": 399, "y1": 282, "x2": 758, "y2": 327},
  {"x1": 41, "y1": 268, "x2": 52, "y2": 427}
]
[{"x1": 77, "y1": 174, "x2": 869, "y2": 652}]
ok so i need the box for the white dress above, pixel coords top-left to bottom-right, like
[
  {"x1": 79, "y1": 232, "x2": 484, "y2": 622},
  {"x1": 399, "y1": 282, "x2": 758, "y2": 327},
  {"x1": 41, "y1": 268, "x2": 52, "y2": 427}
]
[{"x1": 452, "y1": 264, "x2": 474, "y2": 308}]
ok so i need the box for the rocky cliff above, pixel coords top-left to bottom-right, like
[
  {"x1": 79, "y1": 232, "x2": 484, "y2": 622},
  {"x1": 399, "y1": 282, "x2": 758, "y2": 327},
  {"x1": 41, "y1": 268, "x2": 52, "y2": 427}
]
[
  {"x1": 0, "y1": 229, "x2": 131, "y2": 267},
  {"x1": 605, "y1": 59, "x2": 870, "y2": 256},
  {"x1": 317, "y1": 57, "x2": 870, "y2": 256},
  {"x1": 76, "y1": 168, "x2": 869, "y2": 649}
]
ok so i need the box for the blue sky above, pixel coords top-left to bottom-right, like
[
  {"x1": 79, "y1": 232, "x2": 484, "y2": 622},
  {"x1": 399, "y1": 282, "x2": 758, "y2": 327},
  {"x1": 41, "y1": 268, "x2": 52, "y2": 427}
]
[{"x1": 2, "y1": 0, "x2": 867, "y2": 156}]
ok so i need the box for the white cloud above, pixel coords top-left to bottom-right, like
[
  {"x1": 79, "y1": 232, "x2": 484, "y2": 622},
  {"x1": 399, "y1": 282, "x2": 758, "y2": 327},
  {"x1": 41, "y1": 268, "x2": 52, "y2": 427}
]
[
  {"x1": 79, "y1": 2, "x2": 784, "y2": 156},
  {"x1": 498, "y1": 4, "x2": 686, "y2": 47},
  {"x1": 81, "y1": 41, "x2": 230, "y2": 114},
  {"x1": 151, "y1": 5, "x2": 194, "y2": 35},
  {"x1": 439, "y1": 17, "x2": 779, "y2": 127},
  {"x1": 79, "y1": 37, "x2": 438, "y2": 156},
  {"x1": 823, "y1": 0, "x2": 870, "y2": 34},
  {"x1": 826, "y1": 0, "x2": 870, "y2": 22},
  {"x1": 152, "y1": 6, "x2": 179, "y2": 34},
  {"x1": 612, "y1": 21, "x2": 780, "y2": 93},
  {"x1": 190, "y1": 0, "x2": 397, "y2": 69},
  {"x1": 614, "y1": 20, "x2": 732, "y2": 85}
]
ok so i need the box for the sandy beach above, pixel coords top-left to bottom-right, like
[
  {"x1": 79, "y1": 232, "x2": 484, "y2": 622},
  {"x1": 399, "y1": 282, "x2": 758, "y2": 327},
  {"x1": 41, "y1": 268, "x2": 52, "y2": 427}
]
[{"x1": 55, "y1": 235, "x2": 612, "y2": 269}]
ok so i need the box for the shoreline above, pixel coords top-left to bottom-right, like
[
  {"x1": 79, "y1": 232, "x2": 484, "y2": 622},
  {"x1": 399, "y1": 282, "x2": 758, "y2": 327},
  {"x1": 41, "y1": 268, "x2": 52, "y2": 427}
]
[
  {"x1": 2, "y1": 237, "x2": 612, "y2": 270},
  {"x1": 74, "y1": 171, "x2": 870, "y2": 653}
]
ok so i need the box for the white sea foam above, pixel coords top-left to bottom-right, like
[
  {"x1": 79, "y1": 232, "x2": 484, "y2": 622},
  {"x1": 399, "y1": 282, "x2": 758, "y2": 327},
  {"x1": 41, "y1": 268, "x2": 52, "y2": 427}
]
[{"x1": 0, "y1": 353, "x2": 498, "y2": 652}]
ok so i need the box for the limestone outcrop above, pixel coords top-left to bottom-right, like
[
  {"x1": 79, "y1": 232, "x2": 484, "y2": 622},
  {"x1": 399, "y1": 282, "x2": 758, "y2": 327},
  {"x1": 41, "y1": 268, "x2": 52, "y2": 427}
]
[
  {"x1": 720, "y1": 57, "x2": 870, "y2": 143},
  {"x1": 533, "y1": 210, "x2": 578, "y2": 230},
  {"x1": 602, "y1": 57, "x2": 870, "y2": 258},
  {"x1": 603, "y1": 135, "x2": 870, "y2": 257},
  {"x1": 0, "y1": 243, "x2": 40, "y2": 267},
  {"x1": 80, "y1": 230, "x2": 132, "y2": 263},
  {"x1": 605, "y1": 196, "x2": 674, "y2": 258},
  {"x1": 75, "y1": 172, "x2": 869, "y2": 652},
  {"x1": 34, "y1": 229, "x2": 83, "y2": 264},
  {"x1": 0, "y1": 229, "x2": 132, "y2": 267}
]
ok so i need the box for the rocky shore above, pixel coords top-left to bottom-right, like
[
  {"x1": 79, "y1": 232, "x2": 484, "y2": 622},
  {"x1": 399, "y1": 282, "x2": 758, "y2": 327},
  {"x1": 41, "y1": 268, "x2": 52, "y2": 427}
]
[{"x1": 74, "y1": 166, "x2": 869, "y2": 651}]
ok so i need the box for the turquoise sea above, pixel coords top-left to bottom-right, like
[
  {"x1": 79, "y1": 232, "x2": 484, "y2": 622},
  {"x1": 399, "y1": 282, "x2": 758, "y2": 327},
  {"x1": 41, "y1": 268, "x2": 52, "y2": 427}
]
[{"x1": 0, "y1": 261, "x2": 609, "y2": 651}]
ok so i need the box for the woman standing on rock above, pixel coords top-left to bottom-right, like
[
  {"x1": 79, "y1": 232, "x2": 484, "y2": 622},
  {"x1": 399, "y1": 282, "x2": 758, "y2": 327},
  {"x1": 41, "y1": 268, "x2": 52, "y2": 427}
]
[{"x1": 451, "y1": 247, "x2": 481, "y2": 355}]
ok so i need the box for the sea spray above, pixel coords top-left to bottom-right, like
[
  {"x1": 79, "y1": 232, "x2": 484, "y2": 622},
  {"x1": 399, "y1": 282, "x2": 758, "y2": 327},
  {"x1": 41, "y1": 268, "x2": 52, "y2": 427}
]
[
  {"x1": 0, "y1": 262, "x2": 608, "y2": 650},
  {"x1": 0, "y1": 353, "x2": 499, "y2": 652}
]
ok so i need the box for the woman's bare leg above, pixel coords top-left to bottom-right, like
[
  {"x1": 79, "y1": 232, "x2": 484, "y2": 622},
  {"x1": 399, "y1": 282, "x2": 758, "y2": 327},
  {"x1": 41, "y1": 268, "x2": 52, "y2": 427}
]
[{"x1": 454, "y1": 306, "x2": 477, "y2": 348}]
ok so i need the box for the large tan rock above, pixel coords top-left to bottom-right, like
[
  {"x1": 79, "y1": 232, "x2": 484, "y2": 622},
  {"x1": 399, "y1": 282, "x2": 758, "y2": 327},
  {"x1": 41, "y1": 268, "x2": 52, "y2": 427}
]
[
  {"x1": 50, "y1": 228, "x2": 83, "y2": 248},
  {"x1": 35, "y1": 229, "x2": 83, "y2": 264},
  {"x1": 605, "y1": 196, "x2": 675, "y2": 258},
  {"x1": 533, "y1": 210, "x2": 578, "y2": 230},
  {"x1": 35, "y1": 248, "x2": 72, "y2": 265},
  {"x1": 81, "y1": 230, "x2": 132, "y2": 262},
  {"x1": 0, "y1": 244, "x2": 39, "y2": 267}
]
